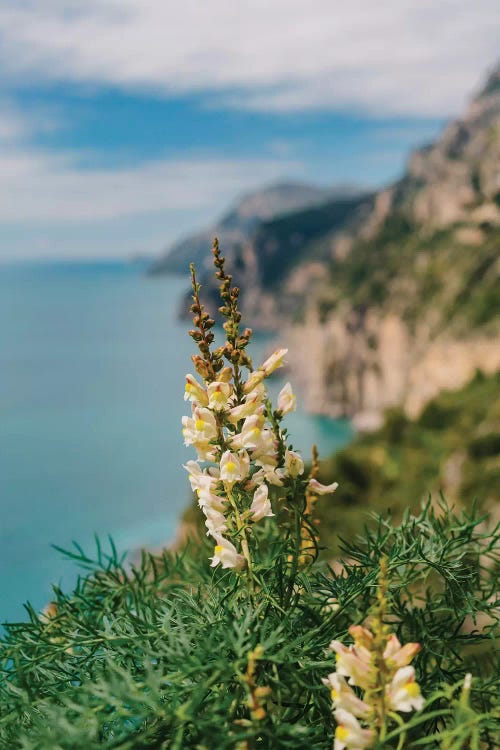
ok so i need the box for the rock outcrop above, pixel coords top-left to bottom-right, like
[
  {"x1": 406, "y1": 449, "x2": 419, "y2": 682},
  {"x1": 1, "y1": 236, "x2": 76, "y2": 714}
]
[{"x1": 281, "y1": 63, "x2": 500, "y2": 424}]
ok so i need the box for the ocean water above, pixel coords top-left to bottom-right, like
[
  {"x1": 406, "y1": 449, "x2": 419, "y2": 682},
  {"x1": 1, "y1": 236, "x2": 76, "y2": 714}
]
[{"x1": 0, "y1": 262, "x2": 352, "y2": 622}]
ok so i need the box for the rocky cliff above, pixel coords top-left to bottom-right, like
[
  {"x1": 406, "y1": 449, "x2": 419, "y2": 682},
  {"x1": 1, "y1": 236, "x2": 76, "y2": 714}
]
[{"x1": 284, "y1": 64, "x2": 500, "y2": 425}]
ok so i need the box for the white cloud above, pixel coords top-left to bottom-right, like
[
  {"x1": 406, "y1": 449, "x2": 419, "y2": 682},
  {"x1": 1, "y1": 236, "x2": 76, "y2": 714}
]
[
  {"x1": 0, "y1": 104, "x2": 304, "y2": 259},
  {"x1": 0, "y1": 147, "x2": 301, "y2": 224},
  {"x1": 0, "y1": 1, "x2": 497, "y2": 116}
]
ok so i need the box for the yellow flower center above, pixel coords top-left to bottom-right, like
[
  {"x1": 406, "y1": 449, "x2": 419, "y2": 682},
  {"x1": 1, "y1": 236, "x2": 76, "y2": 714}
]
[
  {"x1": 225, "y1": 461, "x2": 237, "y2": 473},
  {"x1": 330, "y1": 689, "x2": 338, "y2": 700},
  {"x1": 195, "y1": 419, "x2": 206, "y2": 431},
  {"x1": 405, "y1": 682, "x2": 421, "y2": 697},
  {"x1": 212, "y1": 390, "x2": 225, "y2": 402},
  {"x1": 251, "y1": 428, "x2": 261, "y2": 438},
  {"x1": 214, "y1": 545, "x2": 223, "y2": 555},
  {"x1": 335, "y1": 726, "x2": 349, "y2": 741}
]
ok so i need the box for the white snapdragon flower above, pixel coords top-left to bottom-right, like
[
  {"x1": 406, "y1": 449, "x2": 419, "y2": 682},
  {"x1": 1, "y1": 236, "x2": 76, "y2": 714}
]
[
  {"x1": 203, "y1": 506, "x2": 228, "y2": 537},
  {"x1": 250, "y1": 484, "x2": 274, "y2": 522},
  {"x1": 333, "y1": 709, "x2": 375, "y2": 750},
  {"x1": 207, "y1": 381, "x2": 233, "y2": 412},
  {"x1": 328, "y1": 640, "x2": 373, "y2": 689},
  {"x1": 252, "y1": 466, "x2": 284, "y2": 487},
  {"x1": 183, "y1": 460, "x2": 214, "y2": 493},
  {"x1": 243, "y1": 370, "x2": 266, "y2": 394},
  {"x1": 383, "y1": 635, "x2": 421, "y2": 668},
  {"x1": 230, "y1": 414, "x2": 266, "y2": 450},
  {"x1": 219, "y1": 450, "x2": 250, "y2": 487},
  {"x1": 227, "y1": 385, "x2": 266, "y2": 424},
  {"x1": 322, "y1": 674, "x2": 370, "y2": 718},
  {"x1": 242, "y1": 349, "x2": 287, "y2": 393},
  {"x1": 324, "y1": 621, "x2": 423, "y2": 747},
  {"x1": 182, "y1": 407, "x2": 217, "y2": 443},
  {"x1": 182, "y1": 407, "x2": 218, "y2": 460},
  {"x1": 308, "y1": 478, "x2": 339, "y2": 495},
  {"x1": 197, "y1": 488, "x2": 226, "y2": 513},
  {"x1": 277, "y1": 382, "x2": 296, "y2": 415},
  {"x1": 284, "y1": 449, "x2": 304, "y2": 478},
  {"x1": 262, "y1": 348, "x2": 288, "y2": 376},
  {"x1": 184, "y1": 374, "x2": 209, "y2": 406},
  {"x1": 387, "y1": 666, "x2": 424, "y2": 713},
  {"x1": 183, "y1": 461, "x2": 225, "y2": 510},
  {"x1": 210, "y1": 536, "x2": 245, "y2": 570},
  {"x1": 251, "y1": 429, "x2": 277, "y2": 460}
]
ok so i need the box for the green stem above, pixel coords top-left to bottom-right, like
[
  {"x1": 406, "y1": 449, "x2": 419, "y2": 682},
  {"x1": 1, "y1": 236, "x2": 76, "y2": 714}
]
[{"x1": 226, "y1": 484, "x2": 255, "y2": 597}]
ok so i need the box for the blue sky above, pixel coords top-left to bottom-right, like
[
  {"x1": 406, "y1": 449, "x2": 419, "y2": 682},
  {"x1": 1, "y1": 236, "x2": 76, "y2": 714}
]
[{"x1": 0, "y1": 1, "x2": 498, "y2": 260}]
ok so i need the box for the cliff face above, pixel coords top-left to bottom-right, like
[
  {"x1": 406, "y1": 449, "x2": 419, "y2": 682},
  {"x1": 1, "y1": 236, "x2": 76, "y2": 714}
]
[{"x1": 282, "y1": 64, "x2": 500, "y2": 425}]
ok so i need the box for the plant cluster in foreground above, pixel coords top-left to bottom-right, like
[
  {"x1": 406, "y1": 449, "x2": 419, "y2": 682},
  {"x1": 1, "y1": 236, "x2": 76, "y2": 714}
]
[{"x1": 0, "y1": 242, "x2": 498, "y2": 749}]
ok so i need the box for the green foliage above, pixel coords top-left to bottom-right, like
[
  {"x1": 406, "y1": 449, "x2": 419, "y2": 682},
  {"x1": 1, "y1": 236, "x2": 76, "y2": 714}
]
[
  {"x1": 319, "y1": 216, "x2": 500, "y2": 335},
  {"x1": 254, "y1": 195, "x2": 371, "y2": 287},
  {"x1": 316, "y1": 372, "x2": 500, "y2": 553},
  {"x1": 0, "y1": 501, "x2": 498, "y2": 749}
]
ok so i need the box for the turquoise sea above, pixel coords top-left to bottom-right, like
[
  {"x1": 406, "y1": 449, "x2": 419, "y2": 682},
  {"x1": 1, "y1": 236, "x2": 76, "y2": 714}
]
[{"x1": 0, "y1": 262, "x2": 352, "y2": 622}]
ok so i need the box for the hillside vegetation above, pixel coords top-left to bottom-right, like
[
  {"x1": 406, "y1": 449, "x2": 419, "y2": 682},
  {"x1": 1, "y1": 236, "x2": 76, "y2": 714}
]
[{"x1": 316, "y1": 371, "x2": 500, "y2": 553}]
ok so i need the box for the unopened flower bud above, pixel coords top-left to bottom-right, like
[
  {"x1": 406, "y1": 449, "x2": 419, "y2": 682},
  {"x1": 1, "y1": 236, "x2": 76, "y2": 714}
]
[
  {"x1": 277, "y1": 382, "x2": 296, "y2": 415},
  {"x1": 218, "y1": 367, "x2": 233, "y2": 383}
]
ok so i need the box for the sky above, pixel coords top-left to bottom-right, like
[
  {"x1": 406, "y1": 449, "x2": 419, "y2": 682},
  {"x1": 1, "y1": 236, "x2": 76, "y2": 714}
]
[{"x1": 0, "y1": 1, "x2": 498, "y2": 261}]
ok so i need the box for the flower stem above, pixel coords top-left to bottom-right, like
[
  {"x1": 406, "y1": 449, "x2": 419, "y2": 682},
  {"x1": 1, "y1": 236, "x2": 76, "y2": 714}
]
[{"x1": 226, "y1": 484, "x2": 255, "y2": 597}]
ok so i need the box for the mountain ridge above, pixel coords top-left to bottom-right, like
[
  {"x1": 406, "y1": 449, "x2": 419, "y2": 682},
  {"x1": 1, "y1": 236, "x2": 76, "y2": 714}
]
[{"x1": 150, "y1": 180, "x2": 363, "y2": 275}]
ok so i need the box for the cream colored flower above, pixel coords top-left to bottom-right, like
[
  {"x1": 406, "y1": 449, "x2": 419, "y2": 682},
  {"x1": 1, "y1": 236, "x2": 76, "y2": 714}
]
[
  {"x1": 207, "y1": 380, "x2": 233, "y2": 411},
  {"x1": 203, "y1": 506, "x2": 228, "y2": 538},
  {"x1": 284, "y1": 449, "x2": 304, "y2": 478},
  {"x1": 277, "y1": 382, "x2": 296, "y2": 415},
  {"x1": 251, "y1": 429, "x2": 277, "y2": 459},
  {"x1": 334, "y1": 709, "x2": 375, "y2": 750},
  {"x1": 230, "y1": 414, "x2": 266, "y2": 450},
  {"x1": 219, "y1": 450, "x2": 250, "y2": 487},
  {"x1": 183, "y1": 460, "x2": 215, "y2": 493},
  {"x1": 243, "y1": 369, "x2": 266, "y2": 394},
  {"x1": 197, "y1": 487, "x2": 226, "y2": 513},
  {"x1": 308, "y1": 478, "x2": 339, "y2": 495},
  {"x1": 262, "y1": 348, "x2": 287, "y2": 376},
  {"x1": 322, "y1": 673, "x2": 370, "y2": 718},
  {"x1": 252, "y1": 466, "x2": 284, "y2": 487},
  {"x1": 383, "y1": 634, "x2": 420, "y2": 668},
  {"x1": 349, "y1": 626, "x2": 374, "y2": 651},
  {"x1": 329, "y1": 640, "x2": 373, "y2": 689},
  {"x1": 242, "y1": 350, "x2": 287, "y2": 394},
  {"x1": 387, "y1": 666, "x2": 424, "y2": 713},
  {"x1": 227, "y1": 385, "x2": 266, "y2": 424},
  {"x1": 250, "y1": 484, "x2": 274, "y2": 522},
  {"x1": 182, "y1": 407, "x2": 218, "y2": 460},
  {"x1": 210, "y1": 536, "x2": 245, "y2": 570},
  {"x1": 184, "y1": 374, "x2": 208, "y2": 406},
  {"x1": 182, "y1": 407, "x2": 217, "y2": 443}
]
